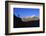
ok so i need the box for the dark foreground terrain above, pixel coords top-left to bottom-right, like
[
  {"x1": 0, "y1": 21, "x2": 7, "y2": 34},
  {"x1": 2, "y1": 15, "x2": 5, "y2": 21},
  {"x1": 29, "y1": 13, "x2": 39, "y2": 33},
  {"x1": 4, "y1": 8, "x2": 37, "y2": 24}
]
[{"x1": 14, "y1": 15, "x2": 39, "y2": 28}]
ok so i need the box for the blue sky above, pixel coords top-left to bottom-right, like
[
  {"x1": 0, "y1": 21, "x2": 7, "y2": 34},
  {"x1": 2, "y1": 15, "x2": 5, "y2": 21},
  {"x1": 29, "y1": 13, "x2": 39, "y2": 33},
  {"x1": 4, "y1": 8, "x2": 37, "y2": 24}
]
[{"x1": 13, "y1": 8, "x2": 40, "y2": 18}]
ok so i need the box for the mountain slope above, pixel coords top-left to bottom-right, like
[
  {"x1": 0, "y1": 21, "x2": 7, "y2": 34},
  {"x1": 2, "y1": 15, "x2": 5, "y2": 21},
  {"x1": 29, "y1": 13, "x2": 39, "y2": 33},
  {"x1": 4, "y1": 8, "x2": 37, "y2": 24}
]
[{"x1": 21, "y1": 16, "x2": 39, "y2": 22}]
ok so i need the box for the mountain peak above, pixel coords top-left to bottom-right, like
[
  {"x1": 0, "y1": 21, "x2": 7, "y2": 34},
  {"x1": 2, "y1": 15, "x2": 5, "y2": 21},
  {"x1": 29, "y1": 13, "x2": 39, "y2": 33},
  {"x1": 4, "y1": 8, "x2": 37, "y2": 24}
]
[
  {"x1": 21, "y1": 15, "x2": 39, "y2": 22},
  {"x1": 31, "y1": 15, "x2": 36, "y2": 18}
]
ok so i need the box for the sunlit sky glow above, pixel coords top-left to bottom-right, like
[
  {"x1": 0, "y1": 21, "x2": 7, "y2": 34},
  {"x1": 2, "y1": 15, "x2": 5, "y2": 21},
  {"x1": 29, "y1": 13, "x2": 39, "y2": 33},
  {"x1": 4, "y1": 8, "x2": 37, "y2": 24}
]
[{"x1": 13, "y1": 8, "x2": 40, "y2": 18}]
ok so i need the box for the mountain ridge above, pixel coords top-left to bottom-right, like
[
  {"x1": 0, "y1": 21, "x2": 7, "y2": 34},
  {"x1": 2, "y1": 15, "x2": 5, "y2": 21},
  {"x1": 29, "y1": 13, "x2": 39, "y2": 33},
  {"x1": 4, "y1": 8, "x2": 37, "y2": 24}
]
[{"x1": 21, "y1": 16, "x2": 39, "y2": 22}]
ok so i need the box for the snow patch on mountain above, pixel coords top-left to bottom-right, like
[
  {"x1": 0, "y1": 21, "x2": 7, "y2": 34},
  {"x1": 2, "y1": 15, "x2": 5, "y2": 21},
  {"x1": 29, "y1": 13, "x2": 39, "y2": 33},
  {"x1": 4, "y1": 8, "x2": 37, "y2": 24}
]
[{"x1": 21, "y1": 15, "x2": 39, "y2": 22}]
